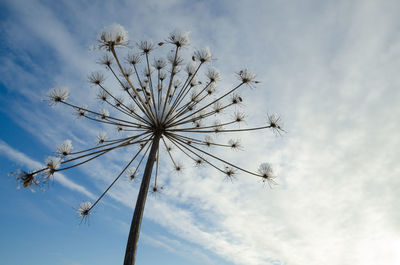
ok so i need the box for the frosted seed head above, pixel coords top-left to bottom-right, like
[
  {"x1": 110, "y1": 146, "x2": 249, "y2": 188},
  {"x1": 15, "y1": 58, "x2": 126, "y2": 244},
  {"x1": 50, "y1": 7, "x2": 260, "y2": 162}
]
[
  {"x1": 88, "y1": 72, "x2": 105, "y2": 86},
  {"x1": 204, "y1": 135, "x2": 213, "y2": 147},
  {"x1": 97, "y1": 54, "x2": 114, "y2": 67},
  {"x1": 97, "y1": 89, "x2": 109, "y2": 102},
  {"x1": 48, "y1": 86, "x2": 69, "y2": 103},
  {"x1": 57, "y1": 140, "x2": 73, "y2": 156},
  {"x1": 126, "y1": 53, "x2": 142, "y2": 65},
  {"x1": 213, "y1": 102, "x2": 223, "y2": 114},
  {"x1": 77, "y1": 202, "x2": 92, "y2": 217},
  {"x1": 194, "y1": 157, "x2": 204, "y2": 167},
  {"x1": 97, "y1": 132, "x2": 107, "y2": 144},
  {"x1": 206, "y1": 67, "x2": 221, "y2": 83},
  {"x1": 114, "y1": 96, "x2": 124, "y2": 107},
  {"x1": 99, "y1": 108, "x2": 109, "y2": 119},
  {"x1": 233, "y1": 111, "x2": 246, "y2": 123},
  {"x1": 44, "y1": 156, "x2": 61, "y2": 177},
  {"x1": 267, "y1": 114, "x2": 283, "y2": 134},
  {"x1": 185, "y1": 62, "x2": 197, "y2": 76},
  {"x1": 99, "y1": 23, "x2": 128, "y2": 49},
  {"x1": 126, "y1": 167, "x2": 138, "y2": 181},
  {"x1": 173, "y1": 79, "x2": 182, "y2": 89},
  {"x1": 193, "y1": 47, "x2": 212, "y2": 63},
  {"x1": 228, "y1": 139, "x2": 242, "y2": 150},
  {"x1": 237, "y1": 68, "x2": 256, "y2": 84},
  {"x1": 75, "y1": 105, "x2": 88, "y2": 118},
  {"x1": 153, "y1": 57, "x2": 167, "y2": 70},
  {"x1": 12, "y1": 170, "x2": 39, "y2": 190},
  {"x1": 168, "y1": 52, "x2": 185, "y2": 67},
  {"x1": 167, "y1": 30, "x2": 190, "y2": 47},
  {"x1": 190, "y1": 77, "x2": 199, "y2": 87},
  {"x1": 138, "y1": 40, "x2": 155, "y2": 54},
  {"x1": 207, "y1": 83, "x2": 216, "y2": 95},
  {"x1": 122, "y1": 67, "x2": 134, "y2": 78},
  {"x1": 174, "y1": 162, "x2": 184, "y2": 173},
  {"x1": 159, "y1": 70, "x2": 167, "y2": 81},
  {"x1": 127, "y1": 103, "x2": 136, "y2": 113},
  {"x1": 231, "y1": 93, "x2": 243, "y2": 105},
  {"x1": 258, "y1": 162, "x2": 277, "y2": 186}
]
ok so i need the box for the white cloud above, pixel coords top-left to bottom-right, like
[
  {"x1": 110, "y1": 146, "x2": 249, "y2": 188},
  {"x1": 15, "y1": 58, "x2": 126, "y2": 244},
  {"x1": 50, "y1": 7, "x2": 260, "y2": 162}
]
[{"x1": 0, "y1": 140, "x2": 96, "y2": 199}]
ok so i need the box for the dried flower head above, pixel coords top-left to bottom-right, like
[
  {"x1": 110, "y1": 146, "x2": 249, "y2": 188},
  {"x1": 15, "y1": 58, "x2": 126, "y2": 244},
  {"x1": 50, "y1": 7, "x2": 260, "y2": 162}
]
[
  {"x1": 97, "y1": 132, "x2": 107, "y2": 144},
  {"x1": 98, "y1": 54, "x2": 114, "y2": 67},
  {"x1": 11, "y1": 170, "x2": 39, "y2": 190},
  {"x1": 267, "y1": 114, "x2": 284, "y2": 134},
  {"x1": 193, "y1": 47, "x2": 212, "y2": 63},
  {"x1": 44, "y1": 156, "x2": 61, "y2": 178},
  {"x1": 224, "y1": 166, "x2": 237, "y2": 181},
  {"x1": 237, "y1": 68, "x2": 256, "y2": 84},
  {"x1": 167, "y1": 30, "x2": 190, "y2": 47},
  {"x1": 126, "y1": 53, "x2": 142, "y2": 65},
  {"x1": 57, "y1": 140, "x2": 73, "y2": 156},
  {"x1": 99, "y1": 23, "x2": 128, "y2": 50},
  {"x1": 206, "y1": 67, "x2": 221, "y2": 83},
  {"x1": 139, "y1": 40, "x2": 155, "y2": 54},
  {"x1": 88, "y1": 72, "x2": 105, "y2": 85},
  {"x1": 77, "y1": 201, "x2": 92, "y2": 224},
  {"x1": 258, "y1": 162, "x2": 277, "y2": 186},
  {"x1": 185, "y1": 63, "x2": 197, "y2": 76},
  {"x1": 48, "y1": 86, "x2": 69, "y2": 103},
  {"x1": 153, "y1": 58, "x2": 167, "y2": 70},
  {"x1": 126, "y1": 167, "x2": 139, "y2": 182},
  {"x1": 228, "y1": 139, "x2": 242, "y2": 150},
  {"x1": 100, "y1": 108, "x2": 109, "y2": 119},
  {"x1": 75, "y1": 105, "x2": 88, "y2": 118}
]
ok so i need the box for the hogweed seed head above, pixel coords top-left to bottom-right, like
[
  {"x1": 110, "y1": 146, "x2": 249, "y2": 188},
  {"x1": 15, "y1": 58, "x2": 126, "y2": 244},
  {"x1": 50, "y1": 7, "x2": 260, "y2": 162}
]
[
  {"x1": 237, "y1": 68, "x2": 256, "y2": 84},
  {"x1": 167, "y1": 30, "x2": 190, "y2": 47},
  {"x1": 57, "y1": 140, "x2": 73, "y2": 156},
  {"x1": 97, "y1": 132, "x2": 107, "y2": 144},
  {"x1": 224, "y1": 166, "x2": 237, "y2": 181},
  {"x1": 267, "y1": 113, "x2": 284, "y2": 134},
  {"x1": 99, "y1": 23, "x2": 128, "y2": 50},
  {"x1": 77, "y1": 202, "x2": 92, "y2": 217},
  {"x1": 258, "y1": 162, "x2": 277, "y2": 186},
  {"x1": 126, "y1": 53, "x2": 142, "y2": 65},
  {"x1": 153, "y1": 58, "x2": 167, "y2": 70},
  {"x1": 75, "y1": 105, "x2": 88, "y2": 118},
  {"x1": 139, "y1": 40, "x2": 155, "y2": 54},
  {"x1": 98, "y1": 54, "x2": 114, "y2": 67},
  {"x1": 14, "y1": 26, "x2": 285, "y2": 232},
  {"x1": 48, "y1": 86, "x2": 69, "y2": 103},
  {"x1": 185, "y1": 62, "x2": 197, "y2": 76},
  {"x1": 88, "y1": 72, "x2": 105, "y2": 86},
  {"x1": 206, "y1": 67, "x2": 221, "y2": 83},
  {"x1": 193, "y1": 47, "x2": 212, "y2": 63},
  {"x1": 11, "y1": 170, "x2": 38, "y2": 190},
  {"x1": 100, "y1": 108, "x2": 109, "y2": 119},
  {"x1": 126, "y1": 167, "x2": 139, "y2": 182},
  {"x1": 45, "y1": 156, "x2": 61, "y2": 170}
]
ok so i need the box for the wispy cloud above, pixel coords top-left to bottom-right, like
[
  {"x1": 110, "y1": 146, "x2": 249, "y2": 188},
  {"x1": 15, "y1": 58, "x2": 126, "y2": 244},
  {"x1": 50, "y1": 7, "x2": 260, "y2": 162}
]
[{"x1": 0, "y1": 139, "x2": 96, "y2": 199}]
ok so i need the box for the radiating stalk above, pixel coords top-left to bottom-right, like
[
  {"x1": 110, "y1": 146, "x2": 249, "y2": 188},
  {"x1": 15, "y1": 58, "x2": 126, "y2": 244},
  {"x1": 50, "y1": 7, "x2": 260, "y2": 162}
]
[{"x1": 123, "y1": 133, "x2": 160, "y2": 265}]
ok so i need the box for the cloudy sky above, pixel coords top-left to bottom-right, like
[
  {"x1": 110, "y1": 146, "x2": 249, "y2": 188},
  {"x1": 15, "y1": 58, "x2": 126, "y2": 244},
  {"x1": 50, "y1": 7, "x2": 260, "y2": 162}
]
[{"x1": 1, "y1": 0, "x2": 399, "y2": 265}]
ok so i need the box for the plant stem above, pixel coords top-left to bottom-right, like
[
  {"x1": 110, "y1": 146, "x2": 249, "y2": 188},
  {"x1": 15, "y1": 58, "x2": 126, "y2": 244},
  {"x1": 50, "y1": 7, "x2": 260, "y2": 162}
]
[{"x1": 123, "y1": 133, "x2": 160, "y2": 265}]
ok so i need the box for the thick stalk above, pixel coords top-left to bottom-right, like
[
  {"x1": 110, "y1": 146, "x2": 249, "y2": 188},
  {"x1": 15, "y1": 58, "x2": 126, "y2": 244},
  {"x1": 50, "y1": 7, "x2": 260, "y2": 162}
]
[{"x1": 123, "y1": 134, "x2": 160, "y2": 265}]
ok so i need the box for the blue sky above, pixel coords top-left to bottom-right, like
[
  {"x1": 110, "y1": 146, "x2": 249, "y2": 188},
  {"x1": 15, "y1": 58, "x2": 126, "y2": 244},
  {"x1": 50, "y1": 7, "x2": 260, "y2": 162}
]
[{"x1": 1, "y1": 0, "x2": 400, "y2": 265}]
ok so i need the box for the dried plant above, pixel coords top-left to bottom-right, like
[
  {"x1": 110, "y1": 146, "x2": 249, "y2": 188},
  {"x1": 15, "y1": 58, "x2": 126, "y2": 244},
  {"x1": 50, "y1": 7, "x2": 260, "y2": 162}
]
[{"x1": 12, "y1": 23, "x2": 284, "y2": 265}]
